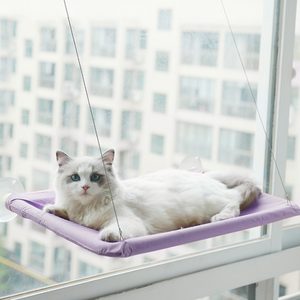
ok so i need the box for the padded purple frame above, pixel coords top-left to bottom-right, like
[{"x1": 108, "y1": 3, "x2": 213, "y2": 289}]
[{"x1": 5, "y1": 190, "x2": 300, "y2": 257}]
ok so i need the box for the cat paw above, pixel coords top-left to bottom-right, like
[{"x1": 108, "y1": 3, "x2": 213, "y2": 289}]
[
  {"x1": 211, "y1": 212, "x2": 237, "y2": 222},
  {"x1": 43, "y1": 205, "x2": 69, "y2": 220},
  {"x1": 99, "y1": 228, "x2": 122, "y2": 242}
]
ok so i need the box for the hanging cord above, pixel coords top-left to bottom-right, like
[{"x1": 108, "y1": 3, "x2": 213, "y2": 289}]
[
  {"x1": 220, "y1": 0, "x2": 290, "y2": 202},
  {"x1": 62, "y1": 0, "x2": 124, "y2": 240}
]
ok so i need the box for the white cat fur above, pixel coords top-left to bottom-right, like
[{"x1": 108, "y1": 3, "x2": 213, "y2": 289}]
[{"x1": 43, "y1": 149, "x2": 260, "y2": 242}]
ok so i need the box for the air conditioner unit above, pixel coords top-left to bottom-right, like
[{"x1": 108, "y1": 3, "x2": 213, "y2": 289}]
[
  {"x1": 130, "y1": 90, "x2": 142, "y2": 103},
  {"x1": 62, "y1": 81, "x2": 80, "y2": 99},
  {"x1": 128, "y1": 130, "x2": 140, "y2": 145},
  {"x1": 133, "y1": 51, "x2": 145, "y2": 64}
]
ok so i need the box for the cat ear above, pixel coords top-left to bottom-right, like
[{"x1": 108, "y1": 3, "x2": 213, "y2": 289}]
[
  {"x1": 56, "y1": 151, "x2": 72, "y2": 167},
  {"x1": 102, "y1": 149, "x2": 115, "y2": 166}
]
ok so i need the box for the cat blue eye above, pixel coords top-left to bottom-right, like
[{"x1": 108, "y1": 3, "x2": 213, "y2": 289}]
[
  {"x1": 91, "y1": 174, "x2": 100, "y2": 181},
  {"x1": 71, "y1": 174, "x2": 80, "y2": 181}
]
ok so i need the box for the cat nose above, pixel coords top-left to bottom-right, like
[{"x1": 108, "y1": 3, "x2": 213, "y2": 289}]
[{"x1": 82, "y1": 185, "x2": 90, "y2": 192}]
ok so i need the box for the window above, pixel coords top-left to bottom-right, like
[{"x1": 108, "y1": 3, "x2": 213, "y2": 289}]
[
  {"x1": 40, "y1": 27, "x2": 56, "y2": 52},
  {"x1": 61, "y1": 137, "x2": 78, "y2": 157},
  {"x1": 222, "y1": 81, "x2": 257, "y2": 119},
  {"x1": 32, "y1": 169, "x2": 50, "y2": 190},
  {"x1": 0, "y1": 90, "x2": 14, "y2": 113},
  {"x1": 156, "y1": 52, "x2": 169, "y2": 71},
  {"x1": 151, "y1": 134, "x2": 164, "y2": 155},
  {"x1": 119, "y1": 150, "x2": 140, "y2": 177},
  {"x1": 53, "y1": 247, "x2": 71, "y2": 281},
  {"x1": 13, "y1": 243, "x2": 21, "y2": 264},
  {"x1": 224, "y1": 33, "x2": 260, "y2": 70},
  {"x1": 90, "y1": 68, "x2": 114, "y2": 97},
  {"x1": 158, "y1": 9, "x2": 172, "y2": 30},
  {"x1": 0, "y1": 19, "x2": 16, "y2": 49},
  {"x1": 37, "y1": 98, "x2": 53, "y2": 125},
  {"x1": 179, "y1": 77, "x2": 216, "y2": 113},
  {"x1": 25, "y1": 39, "x2": 33, "y2": 57},
  {"x1": 39, "y1": 62, "x2": 55, "y2": 88},
  {"x1": 35, "y1": 134, "x2": 51, "y2": 161},
  {"x1": 87, "y1": 107, "x2": 112, "y2": 137},
  {"x1": 125, "y1": 29, "x2": 147, "y2": 60},
  {"x1": 123, "y1": 70, "x2": 144, "y2": 100},
  {"x1": 62, "y1": 100, "x2": 80, "y2": 128},
  {"x1": 79, "y1": 261, "x2": 102, "y2": 278},
  {"x1": 86, "y1": 145, "x2": 101, "y2": 157},
  {"x1": 64, "y1": 63, "x2": 81, "y2": 98},
  {"x1": 20, "y1": 142, "x2": 28, "y2": 158},
  {"x1": 21, "y1": 109, "x2": 29, "y2": 125},
  {"x1": 287, "y1": 136, "x2": 296, "y2": 160},
  {"x1": 182, "y1": 31, "x2": 219, "y2": 66},
  {"x1": 121, "y1": 111, "x2": 142, "y2": 141},
  {"x1": 91, "y1": 28, "x2": 116, "y2": 57},
  {"x1": 176, "y1": 121, "x2": 213, "y2": 159},
  {"x1": 218, "y1": 128, "x2": 254, "y2": 168},
  {"x1": 23, "y1": 75, "x2": 31, "y2": 91},
  {"x1": 29, "y1": 241, "x2": 45, "y2": 272},
  {"x1": 153, "y1": 93, "x2": 166, "y2": 113},
  {"x1": 65, "y1": 27, "x2": 84, "y2": 54},
  {"x1": 0, "y1": 57, "x2": 9, "y2": 81}
]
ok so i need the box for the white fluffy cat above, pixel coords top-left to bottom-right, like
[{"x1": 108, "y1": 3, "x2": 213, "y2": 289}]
[{"x1": 43, "y1": 149, "x2": 260, "y2": 242}]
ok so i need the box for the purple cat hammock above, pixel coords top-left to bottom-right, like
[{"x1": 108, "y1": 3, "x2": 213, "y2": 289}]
[{"x1": 5, "y1": 190, "x2": 300, "y2": 258}]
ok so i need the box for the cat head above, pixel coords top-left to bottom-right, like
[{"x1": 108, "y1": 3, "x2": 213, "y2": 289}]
[{"x1": 54, "y1": 149, "x2": 117, "y2": 205}]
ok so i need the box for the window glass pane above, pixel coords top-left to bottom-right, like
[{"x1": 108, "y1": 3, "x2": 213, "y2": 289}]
[
  {"x1": 0, "y1": 0, "x2": 270, "y2": 297},
  {"x1": 284, "y1": 6, "x2": 300, "y2": 226}
]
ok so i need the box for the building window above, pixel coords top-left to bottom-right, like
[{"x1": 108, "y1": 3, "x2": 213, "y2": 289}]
[
  {"x1": 66, "y1": 27, "x2": 84, "y2": 54},
  {"x1": 39, "y1": 62, "x2": 55, "y2": 88},
  {"x1": 181, "y1": 31, "x2": 219, "y2": 67},
  {"x1": 53, "y1": 247, "x2": 71, "y2": 281},
  {"x1": 158, "y1": 9, "x2": 172, "y2": 30},
  {"x1": 87, "y1": 107, "x2": 112, "y2": 137},
  {"x1": 287, "y1": 136, "x2": 296, "y2": 160},
  {"x1": 176, "y1": 121, "x2": 213, "y2": 159},
  {"x1": 22, "y1": 109, "x2": 30, "y2": 125},
  {"x1": 0, "y1": 90, "x2": 14, "y2": 113},
  {"x1": 25, "y1": 39, "x2": 33, "y2": 57},
  {"x1": 123, "y1": 70, "x2": 144, "y2": 101},
  {"x1": 179, "y1": 77, "x2": 216, "y2": 113},
  {"x1": 0, "y1": 57, "x2": 9, "y2": 81},
  {"x1": 151, "y1": 134, "x2": 164, "y2": 155},
  {"x1": 29, "y1": 241, "x2": 45, "y2": 272},
  {"x1": 153, "y1": 93, "x2": 167, "y2": 113},
  {"x1": 224, "y1": 33, "x2": 260, "y2": 70},
  {"x1": 64, "y1": 63, "x2": 81, "y2": 98},
  {"x1": 23, "y1": 76, "x2": 31, "y2": 91},
  {"x1": 18, "y1": 177, "x2": 26, "y2": 190},
  {"x1": 62, "y1": 100, "x2": 80, "y2": 128},
  {"x1": 218, "y1": 128, "x2": 254, "y2": 168},
  {"x1": 32, "y1": 169, "x2": 50, "y2": 190},
  {"x1": 61, "y1": 137, "x2": 78, "y2": 157},
  {"x1": 221, "y1": 81, "x2": 257, "y2": 119},
  {"x1": 37, "y1": 98, "x2": 53, "y2": 125},
  {"x1": 91, "y1": 28, "x2": 116, "y2": 57},
  {"x1": 7, "y1": 156, "x2": 12, "y2": 170},
  {"x1": 40, "y1": 27, "x2": 56, "y2": 52},
  {"x1": 90, "y1": 68, "x2": 114, "y2": 97},
  {"x1": 20, "y1": 142, "x2": 28, "y2": 158},
  {"x1": 156, "y1": 52, "x2": 169, "y2": 71},
  {"x1": 119, "y1": 151, "x2": 140, "y2": 178},
  {"x1": 36, "y1": 134, "x2": 51, "y2": 161},
  {"x1": 125, "y1": 29, "x2": 147, "y2": 60},
  {"x1": 0, "y1": 19, "x2": 17, "y2": 49},
  {"x1": 79, "y1": 261, "x2": 102, "y2": 278},
  {"x1": 121, "y1": 111, "x2": 142, "y2": 142},
  {"x1": 86, "y1": 145, "x2": 101, "y2": 157}
]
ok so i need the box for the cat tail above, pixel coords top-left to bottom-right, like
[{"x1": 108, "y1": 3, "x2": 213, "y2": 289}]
[{"x1": 205, "y1": 170, "x2": 261, "y2": 210}]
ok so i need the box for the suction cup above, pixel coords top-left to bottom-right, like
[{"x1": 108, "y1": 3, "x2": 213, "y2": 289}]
[
  {"x1": 0, "y1": 177, "x2": 24, "y2": 222},
  {"x1": 178, "y1": 155, "x2": 203, "y2": 170}
]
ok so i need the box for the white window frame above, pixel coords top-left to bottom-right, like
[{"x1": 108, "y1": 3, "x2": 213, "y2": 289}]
[{"x1": 8, "y1": 1, "x2": 300, "y2": 300}]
